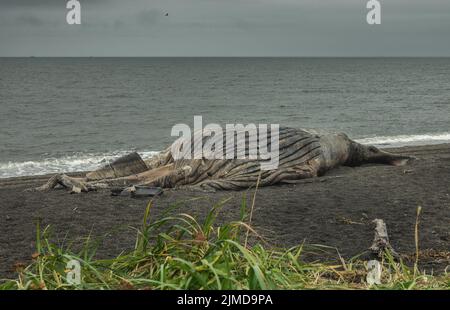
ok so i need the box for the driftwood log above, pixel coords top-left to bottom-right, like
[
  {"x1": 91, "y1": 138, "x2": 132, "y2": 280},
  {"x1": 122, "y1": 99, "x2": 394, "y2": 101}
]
[{"x1": 369, "y1": 219, "x2": 399, "y2": 259}]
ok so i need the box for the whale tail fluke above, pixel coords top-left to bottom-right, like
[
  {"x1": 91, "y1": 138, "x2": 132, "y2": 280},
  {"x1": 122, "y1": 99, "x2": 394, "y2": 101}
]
[
  {"x1": 370, "y1": 149, "x2": 414, "y2": 166},
  {"x1": 347, "y1": 141, "x2": 415, "y2": 167},
  {"x1": 388, "y1": 156, "x2": 413, "y2": 166}
]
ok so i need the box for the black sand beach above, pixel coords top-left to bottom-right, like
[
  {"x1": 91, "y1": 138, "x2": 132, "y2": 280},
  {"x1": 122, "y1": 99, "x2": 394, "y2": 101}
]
[{"x1": 1, "y1": 144, "x2": 449, "y2": 279}]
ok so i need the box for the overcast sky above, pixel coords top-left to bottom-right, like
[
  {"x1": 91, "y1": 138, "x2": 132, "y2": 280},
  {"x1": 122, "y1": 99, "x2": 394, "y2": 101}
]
[{"x1": 0, "y1": 0, "x2": 449, "y2": 56}]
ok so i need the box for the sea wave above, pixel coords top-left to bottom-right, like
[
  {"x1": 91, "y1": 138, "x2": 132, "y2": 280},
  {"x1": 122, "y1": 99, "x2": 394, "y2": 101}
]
[
  {"x1": 0, "y1": 150, "x2": 159, "y2": 179},
  {"x1": 355, "y1": 133, "x2": 450, "y2": 147}
]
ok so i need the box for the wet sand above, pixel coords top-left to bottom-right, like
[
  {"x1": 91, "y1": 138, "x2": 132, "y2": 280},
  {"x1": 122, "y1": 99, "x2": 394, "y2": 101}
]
[{"x1": 1, "y1": 144, "x2": 449, "y2": 279}]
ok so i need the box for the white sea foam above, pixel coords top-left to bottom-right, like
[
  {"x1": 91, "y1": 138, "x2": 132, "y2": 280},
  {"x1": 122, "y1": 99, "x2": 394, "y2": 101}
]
[
  {"x1": 0, "y1": 151, "x2": 159, "y2": 179},
  {"x1": 355, "y1": 133, "x2": 450, "y2": 147}
]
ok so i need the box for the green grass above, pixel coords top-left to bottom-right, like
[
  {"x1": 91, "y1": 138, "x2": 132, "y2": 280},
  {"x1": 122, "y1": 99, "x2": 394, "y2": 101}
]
[{"x1": 0, "y1": 197, "x2": 448, "y2": 290}]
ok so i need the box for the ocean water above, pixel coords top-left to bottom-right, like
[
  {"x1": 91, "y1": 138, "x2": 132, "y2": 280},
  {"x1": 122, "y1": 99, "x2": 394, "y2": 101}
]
[{"x1": 1, "y1": 57, "x2": 449, "y2": 178}]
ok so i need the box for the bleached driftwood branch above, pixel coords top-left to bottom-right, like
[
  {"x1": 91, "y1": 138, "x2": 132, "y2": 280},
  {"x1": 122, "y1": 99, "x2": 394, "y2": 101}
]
[{"x1": 369, "y1": 219, "x2": 399, "y2": 259}]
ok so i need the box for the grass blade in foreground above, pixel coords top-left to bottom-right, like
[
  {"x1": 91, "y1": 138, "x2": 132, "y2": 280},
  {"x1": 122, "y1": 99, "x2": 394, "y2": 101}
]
[{"x1": 1, "y1": 200, "x2": 448, "y2": 290}]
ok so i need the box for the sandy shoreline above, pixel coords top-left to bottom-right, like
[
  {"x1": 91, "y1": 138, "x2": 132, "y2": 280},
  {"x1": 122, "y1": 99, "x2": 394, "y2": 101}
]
[{"x1": 1, "y1": 144, "x2": 449, "y2": 279}]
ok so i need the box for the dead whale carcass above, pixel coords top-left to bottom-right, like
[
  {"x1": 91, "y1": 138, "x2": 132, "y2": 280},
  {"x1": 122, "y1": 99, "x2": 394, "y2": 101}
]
[{"x1": 37, "y1": 127, "x2": 412, "y2": 192}]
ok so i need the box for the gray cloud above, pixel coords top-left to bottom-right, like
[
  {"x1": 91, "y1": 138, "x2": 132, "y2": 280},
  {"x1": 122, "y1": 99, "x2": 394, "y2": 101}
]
[
  {"x1": 136, "y1": 9, "x2": 165, "y2": 26},
  {"x1": 16, "y1": 15, "x2": 46, "y2": 26},
  {"x1": 0, "y1": 0, "x2": 105, "y2": 7},
  {"x1": 0, "y1": 0, "x2": 449, "y2": 56}
]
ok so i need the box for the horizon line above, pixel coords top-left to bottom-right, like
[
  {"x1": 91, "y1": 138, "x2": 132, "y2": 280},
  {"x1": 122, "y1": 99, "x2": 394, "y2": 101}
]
[{"x1": 1, "y1": 56, "x2": 450, "y2": 58}]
